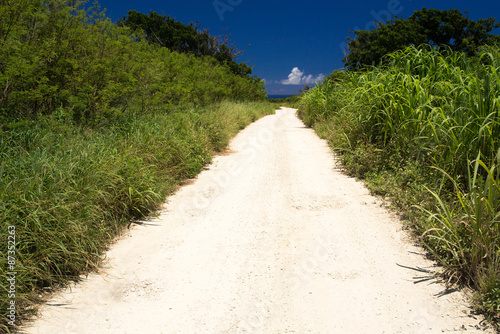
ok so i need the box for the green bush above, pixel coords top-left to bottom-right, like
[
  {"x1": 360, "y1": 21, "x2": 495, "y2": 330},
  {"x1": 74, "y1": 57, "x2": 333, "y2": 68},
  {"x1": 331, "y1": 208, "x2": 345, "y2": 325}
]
[{"x1": 0, "y1": 0, "x2": 266, "y2": 125}]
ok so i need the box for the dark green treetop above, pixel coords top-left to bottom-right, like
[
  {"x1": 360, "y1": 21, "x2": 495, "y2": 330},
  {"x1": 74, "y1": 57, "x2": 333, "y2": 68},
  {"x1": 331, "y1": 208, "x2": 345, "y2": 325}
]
[
  {"x1": 343, "y1": 8, "x2": 500, "y2": 70},
  {"x1": 119, "y1": 10, "x2": 252, "y2": 76}
]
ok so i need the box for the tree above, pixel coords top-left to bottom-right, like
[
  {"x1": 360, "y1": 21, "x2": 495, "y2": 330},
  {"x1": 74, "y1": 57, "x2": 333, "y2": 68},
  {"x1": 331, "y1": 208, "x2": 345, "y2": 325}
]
[
  {"x1": 343, "y1": 8, "x2": 500, "y2": 70},
  {"x1": 118, "y1": 10, "x2": 252, "y2": 76},
  {"x1": 0, "y1": 1, "x2": 266, "y2": 123}
]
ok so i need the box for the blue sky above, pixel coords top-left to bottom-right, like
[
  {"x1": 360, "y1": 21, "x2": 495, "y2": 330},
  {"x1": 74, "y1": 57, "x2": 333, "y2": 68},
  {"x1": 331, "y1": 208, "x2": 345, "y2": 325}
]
[{"x1": 96, "y1": 0, "x2": 500, "y2": 96}]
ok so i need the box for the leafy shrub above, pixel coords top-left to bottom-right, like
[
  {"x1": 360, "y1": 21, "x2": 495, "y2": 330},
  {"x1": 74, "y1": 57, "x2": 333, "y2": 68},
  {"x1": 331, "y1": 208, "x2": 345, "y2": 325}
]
[{"x1": 0, "y1": 0, "x2": 266, "y2": 126}]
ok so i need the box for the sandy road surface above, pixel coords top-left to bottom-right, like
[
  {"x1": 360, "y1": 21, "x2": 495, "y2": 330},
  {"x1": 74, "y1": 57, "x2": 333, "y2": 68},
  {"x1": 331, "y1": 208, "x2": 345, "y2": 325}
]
[{"x1": 23, "y1": 108, "x2": 493, "y2": 333}]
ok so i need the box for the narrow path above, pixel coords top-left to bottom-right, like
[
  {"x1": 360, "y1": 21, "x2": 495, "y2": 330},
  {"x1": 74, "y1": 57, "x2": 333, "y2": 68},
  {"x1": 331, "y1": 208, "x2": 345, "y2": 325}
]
[{"x1": 23, "y1": 108, "x2": 492, "y2": 333}]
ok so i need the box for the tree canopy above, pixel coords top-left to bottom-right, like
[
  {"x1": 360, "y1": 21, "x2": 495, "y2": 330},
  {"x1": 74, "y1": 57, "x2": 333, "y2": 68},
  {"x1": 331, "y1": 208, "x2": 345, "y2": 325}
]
[
  {"x1": 343, "y1": 8, "x2": 500, "y2": 70},
  {"x1": 0, "y1": 0, "x2": 266, "y2": 124},
  {"x1": 118, "y1": 10, "x2": 252, "y2": 76}
]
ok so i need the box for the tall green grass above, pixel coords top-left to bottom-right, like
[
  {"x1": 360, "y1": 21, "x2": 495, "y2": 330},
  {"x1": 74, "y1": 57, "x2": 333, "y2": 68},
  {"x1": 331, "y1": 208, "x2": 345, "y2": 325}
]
[
  {"x1": 300, "y1": 45, "x2": 500, "y2": 321},
  {"x1": 0, "y1": 101, "x2": 274, "y2": 333}
]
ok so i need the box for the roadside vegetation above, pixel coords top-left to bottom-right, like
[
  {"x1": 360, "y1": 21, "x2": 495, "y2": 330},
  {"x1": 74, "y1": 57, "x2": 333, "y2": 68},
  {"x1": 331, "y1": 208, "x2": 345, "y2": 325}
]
[
  {"x1": 300, "y1": 7, "x2": 500, "y2": 325},
  {"x1": 268, "y1": 95, "x2": 302, "y2": 109},
  {"x1": 0, "y1": 1, "x2": 272, "y2": 332}
]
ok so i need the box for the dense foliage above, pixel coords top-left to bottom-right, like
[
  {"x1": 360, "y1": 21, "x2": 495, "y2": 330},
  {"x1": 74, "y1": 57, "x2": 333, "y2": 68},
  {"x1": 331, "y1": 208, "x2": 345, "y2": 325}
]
[
  {"x1": 118, "y1": 10, "x2": 253, "y2": 77},
  {"x1": 0, "y1": 1, "x2": 271, "y2": 332},
  {"x1": 268, "y1": 94, "x2": 301, "y2": 109},
  {"x1": 344, "y1": 8, "x2": 500, "y2": 69},
  {"x1": 0, "y1": 0, "x2": 266, "y2": 126},
  {"x1": 301, "y1": 45, "x2": 500, "y2": 321},
  {"x1": 0, "y1": 100, "x2": 274, "y2": 332}
]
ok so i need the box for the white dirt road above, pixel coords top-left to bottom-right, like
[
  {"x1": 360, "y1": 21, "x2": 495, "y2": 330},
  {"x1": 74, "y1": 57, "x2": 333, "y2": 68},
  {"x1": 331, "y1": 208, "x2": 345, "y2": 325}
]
[{"x1": 23, "y1": 108, "x2": 493, "y2": 333}]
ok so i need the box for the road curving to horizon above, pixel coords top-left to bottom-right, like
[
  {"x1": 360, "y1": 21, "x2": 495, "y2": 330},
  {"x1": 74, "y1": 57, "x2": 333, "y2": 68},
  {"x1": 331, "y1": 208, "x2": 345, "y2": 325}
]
[{"x1": 23, "y1": 108, "x2": 493, "y2": 333}]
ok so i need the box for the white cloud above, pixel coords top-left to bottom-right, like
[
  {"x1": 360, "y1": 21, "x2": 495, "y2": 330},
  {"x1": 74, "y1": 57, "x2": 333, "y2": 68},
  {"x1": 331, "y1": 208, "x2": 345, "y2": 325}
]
[
  {"x1": 303, "y1": 73, "x2": 325, "y2": 85},
  {"x1": 281, "y1": 67, "x2": 304, "y2": 85},
  {"x1": 281, "y1": 67, "x2": 325, "y2": 86}
]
